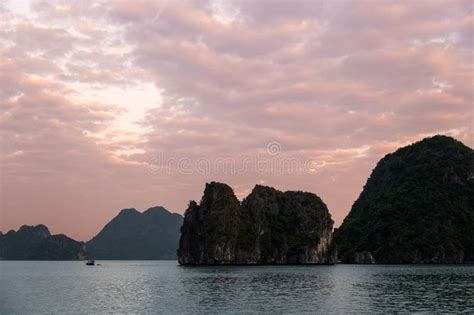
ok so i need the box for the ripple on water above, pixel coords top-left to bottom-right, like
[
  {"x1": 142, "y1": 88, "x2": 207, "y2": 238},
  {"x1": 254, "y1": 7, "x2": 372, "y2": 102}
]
[{"x1": 1, "y1": 262, "x2": 473, "y2": 313}]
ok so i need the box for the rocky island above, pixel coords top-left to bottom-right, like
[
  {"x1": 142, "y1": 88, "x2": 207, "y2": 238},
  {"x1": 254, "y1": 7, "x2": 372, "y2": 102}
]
[
  {"x1": 178, "y1": 182, "x2": 336, "y2": 265},
  {"x1": 334, "y1": 135, "x2": 474, "y2": 264},
  {"x1": 3, "y1": 136, "x2": 472, "y2": 265},
  {"x1": 86, "y1": 206, "x2": 183, "y2": 260},
  {"x1": 0, "y1": 225, "x2": 86, "y2": 260}
]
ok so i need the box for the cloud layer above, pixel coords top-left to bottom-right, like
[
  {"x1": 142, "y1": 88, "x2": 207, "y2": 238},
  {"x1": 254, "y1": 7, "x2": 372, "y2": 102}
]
[{"x1": 1, "y1": 0, "x2": 472, "y2": 240}]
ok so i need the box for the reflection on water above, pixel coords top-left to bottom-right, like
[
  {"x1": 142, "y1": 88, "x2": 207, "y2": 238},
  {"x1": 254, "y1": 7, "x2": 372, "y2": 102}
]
[{"x1": 1, "y1": 261, "x2": 473, "y2": 313}]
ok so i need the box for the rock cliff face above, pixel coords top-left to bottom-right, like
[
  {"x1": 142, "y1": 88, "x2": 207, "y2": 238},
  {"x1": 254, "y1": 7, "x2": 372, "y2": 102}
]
[
  {"x1": 0, "y1": 225, "x2": 86, "y2": 260},
  {"x1": 86, "y1": 206, "x2": 183, "y2": 260},
  {"x1": 334, "y1": 135, "x2": 474, "y2": 264},
  {"x1": 178, "y1": 182, "x2": 336, "y2": 265},
  {"x1": 178, "y1": 183, "x2": 241, "y2": 264}
]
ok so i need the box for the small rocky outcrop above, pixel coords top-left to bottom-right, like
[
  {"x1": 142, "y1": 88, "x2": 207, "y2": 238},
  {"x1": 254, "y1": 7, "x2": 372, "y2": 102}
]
[
  {"x1": 334, "y1": 135, "x2": 474, "y2": 264},
  {"x1": 0, "y1": 225, "x2": 86, "y2": 260},
  {"x1": 178, "y1": 182, "x2": 336, "y2": 265}
]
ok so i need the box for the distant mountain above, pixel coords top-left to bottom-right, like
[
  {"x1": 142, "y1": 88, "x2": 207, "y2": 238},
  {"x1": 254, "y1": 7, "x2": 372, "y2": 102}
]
[
  {"x1": 0, "y1": 225, "x2": 86, "y2": 260},
  {"x1": 178, "y1": 182, "x2": 335, "y2": 265},
  {"x1": 334, "y1": 135, "x2": 474, "y2": 263},
  {"x1": 86, "y1": 206, "x2": 183, "y2": 260}
]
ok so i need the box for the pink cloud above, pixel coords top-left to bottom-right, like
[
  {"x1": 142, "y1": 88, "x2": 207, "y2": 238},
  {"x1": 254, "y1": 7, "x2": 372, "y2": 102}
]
[{"x1": 0, "y1": 0, "x2": 472, "y2": 240}]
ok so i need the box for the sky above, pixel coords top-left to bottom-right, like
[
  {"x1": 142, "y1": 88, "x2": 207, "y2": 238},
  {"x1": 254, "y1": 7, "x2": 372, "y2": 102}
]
[{"x1": 1, "y1": 0, "x2": 472, "y2": 241}]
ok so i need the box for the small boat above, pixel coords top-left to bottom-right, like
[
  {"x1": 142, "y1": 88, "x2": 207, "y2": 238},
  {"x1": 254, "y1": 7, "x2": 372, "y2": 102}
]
[{"x1": 86, "y1": 260, "x2": 95, "y2": 266}]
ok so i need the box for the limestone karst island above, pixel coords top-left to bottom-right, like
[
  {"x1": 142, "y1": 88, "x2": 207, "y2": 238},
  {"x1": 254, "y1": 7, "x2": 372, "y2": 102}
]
[{"x1": 2, "y1": 136, "x2": 473, "y2": 265}]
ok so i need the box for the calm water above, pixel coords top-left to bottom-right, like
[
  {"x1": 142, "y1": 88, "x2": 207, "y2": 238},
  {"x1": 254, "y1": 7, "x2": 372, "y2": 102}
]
[{"x1": 1, "y1": 261, "x2": 473, "y2": 314}]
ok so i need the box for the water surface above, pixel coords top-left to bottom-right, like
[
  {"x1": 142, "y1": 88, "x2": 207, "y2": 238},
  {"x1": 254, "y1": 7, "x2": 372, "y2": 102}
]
[{"x1": 1, "y1": 261, "x2": 473, "y2": 313}]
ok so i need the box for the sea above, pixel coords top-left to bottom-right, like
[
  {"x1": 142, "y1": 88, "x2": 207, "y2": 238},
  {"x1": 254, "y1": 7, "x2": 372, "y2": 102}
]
[{"x1": 1, "y1": 261, "x2": 473, "y2": 313}]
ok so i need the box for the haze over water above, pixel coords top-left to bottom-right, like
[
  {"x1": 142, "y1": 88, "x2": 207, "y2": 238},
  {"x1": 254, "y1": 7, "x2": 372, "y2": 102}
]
[{"x1": 1, "y1": 261, "x2": 473, "y2": 313}]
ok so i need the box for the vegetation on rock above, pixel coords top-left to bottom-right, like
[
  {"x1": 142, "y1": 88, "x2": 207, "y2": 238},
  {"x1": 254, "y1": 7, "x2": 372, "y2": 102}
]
[
  {"x1": 178, "y1": 182, "x2": 335, "y2": 264},
  {"x1": 334, "y1": 135, "x2": 474, "y2": 263}
]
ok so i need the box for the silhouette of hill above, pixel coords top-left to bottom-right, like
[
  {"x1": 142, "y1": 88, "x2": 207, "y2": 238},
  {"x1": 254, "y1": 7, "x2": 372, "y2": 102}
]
[
  {"x1": 86, "y1": 206, "x2": 183, "y2": 260},
  {"x1": 335, "y1": 135, "x2": 474, "y2": 263},
  {"x1": 0, "y1": 225, "x2": 86, "y2": 260}
]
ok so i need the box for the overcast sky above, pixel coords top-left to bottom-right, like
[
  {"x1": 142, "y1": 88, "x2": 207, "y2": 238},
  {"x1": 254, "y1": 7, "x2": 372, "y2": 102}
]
[{"x1": 1, "y1": 0, "x2": 472, "y2": 240}]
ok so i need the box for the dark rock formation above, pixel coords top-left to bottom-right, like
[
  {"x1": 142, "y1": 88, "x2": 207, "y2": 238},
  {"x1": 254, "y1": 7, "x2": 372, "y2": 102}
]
[
  {"x1": 178, "y1": 183, "x2": 241, "y2": 264},
  {"x1": 0, "y1": 225, "x2": 86, "y2": 260},
  {"x1": 178, "y1": 182, "x2": 336, "y2": 265},
  {"x1": 237, "y1": 185, "x2": 335, "y2": 264},
  {"x1": 334, "y1": 135, "x2": 474, "y2": 264},
  {"x1": 86, "y1": 206, "x2": 183, "y2": 260}
]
